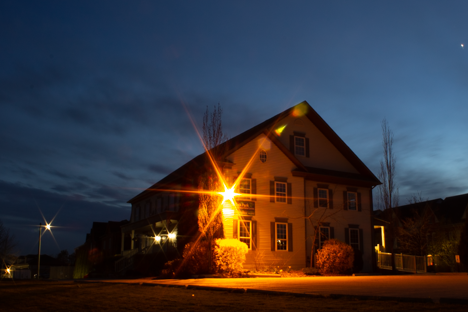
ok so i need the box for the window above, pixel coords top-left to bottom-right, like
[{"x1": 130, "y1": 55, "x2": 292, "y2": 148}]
[
  {"x1": 275, "y1": 182, "x2": 286, "y2": 203},
  {"x1": 239, "y1": 179, "x2": 251, "y2": 200},
  {"x1": 135, "y1": 205, "x2": 140, "y2": 221},
  {"x1": 319, "y1": 226, "x2": 330, "y2": 248},
  {"x1": 156, "y1": 197, "x2": 162, "y2": 213},
  {"x1": 318, "y1": 189, "x2": 329, "y2": 208},
  {"x1": 349, "y1": 228, "x2": 360, "y2": 250},
  {"x1": 239, "y1": 220, "x2": 252, "y2": 249},
  {"x1": 347, "y1": 192, "x2": 357, "y2": 210},
  {"x1": 276, "y1": 223, "x2": 288, "y2": 251},
  {"x1": 145, "y1": 202, "x2": 151, "y2": 218},
  {"x1": 295, "y1": 136, "x2": 305, "y2": 156},
  {"x1": 259, "y1": 150, "x2": 267, "y2": 163}
]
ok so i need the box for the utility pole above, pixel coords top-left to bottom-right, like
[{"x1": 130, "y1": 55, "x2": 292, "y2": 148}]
[{"x1": 38, "y1": 222, "x2": 42, "y2": 279}]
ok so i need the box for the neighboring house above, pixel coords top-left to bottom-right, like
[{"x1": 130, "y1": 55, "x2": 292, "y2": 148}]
[
  {"x1": 121, "y1": 101, "x2": 381, "y2": 273},
  {"x1": 374, "y1": 193, "x2": 468, "y2": 257},
  {"x1": 74, "y1": 220, "x2": 128, "y2": 278}
]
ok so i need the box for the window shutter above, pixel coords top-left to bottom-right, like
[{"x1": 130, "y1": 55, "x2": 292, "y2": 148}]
[
  {"x1": 233, "y1": 219, "x2": 238, "y2": 239},
  {"x1": 314, "y1": 226, "x2": 319, "y2": 252},
  {"x1": 330, "y1": 227, "x2": 335, "y2": 239},
  {"x1": 252, "y1": 220, "x2": 257, "y2": 250},
  {"x1": 345, "y1": 228, "x2": 349, "y2": 244},
  {"x1": 343, "y1": 191, "x2": 348, "y2": 210},
  {"x1": 306, "y1": 138, "x2": 310, "y2": 158},
  {"x1": 270, "y1": 181, "x2": 275, "y2": 202},
  {"x1": 357, "y1": 192, "x2": 362, "y2": 212},
  {"x1": 251, "y1": 179, "x2": 257, "y2": 201},
  {"x1": 288, "y1": 223, "x2": 293, "y2": 252},
  {"x1": 329, "y1": 189, "x2": 334, "y2": 209},
  {"x1": 287, "y1": 183, "x2": 292, "y2": 204},
  {"x1": 271, "y1": 222, "x2": 275, "y2": 251},
  {"x1": 289, "y1": 135, "x2": 294, "y2": 154},
  {"x1": 313, "y1": 188, "x2": 318, "y2": 208},
  {"x1": 359, "y1": 228, "x2": 364, "y2": 252}
]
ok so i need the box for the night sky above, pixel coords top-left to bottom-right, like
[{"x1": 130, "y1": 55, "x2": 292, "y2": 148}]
[{"x1": 1, "y1": 1, "x2": 468, "y2": 256}]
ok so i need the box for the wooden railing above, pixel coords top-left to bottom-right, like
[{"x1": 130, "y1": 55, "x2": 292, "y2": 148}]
[{"x1": 377, "y1": 251, "x2": 427, "y2": 273}]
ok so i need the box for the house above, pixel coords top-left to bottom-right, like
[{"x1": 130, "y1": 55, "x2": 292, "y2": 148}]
[
  {"x1": 119, "y1": 101, "x2": 381, "y2": 274},
  {"x1": 374, "y1": 194, "x2": 468, "y2": 271},
  {"x1": 74, "y1": 220, "x2": 128, "y2": 278}
]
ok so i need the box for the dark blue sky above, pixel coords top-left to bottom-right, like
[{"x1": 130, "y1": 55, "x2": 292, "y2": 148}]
[{"x1": 1, "y1": 0, "x2": 467, "y2": 256}]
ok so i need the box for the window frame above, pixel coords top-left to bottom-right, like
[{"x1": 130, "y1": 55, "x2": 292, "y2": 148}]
[
  {"x1": 275, "y1": 222, "x2": 288, "y2": 251},
  {"x1": 275, "y1": 182, "x2": 287, "y2": 203},
  {"x1": 319, "y1": 226, "x2": 330, "y2": 248},
  {"x1": 294, "y1": 136, "x2": 306, "y2": 156},
  {"x1": 349, "y1": 228, "x2": 360, "y2": 250},
  {"x1": 238, "y1": 220, "x2": 252, "y2": 249},
  {"x1": 318, "y1": 188, "x2": 329, "y2": 208},
  {"x1": 259, "y1": 150, "x2": 267, "y2": 163},
  {"x1": 347, "y1": 192, "x2": 358, "y2": 211},
  {"x1": 239, "y1": 178, "x2": 251, "y2": 200}
]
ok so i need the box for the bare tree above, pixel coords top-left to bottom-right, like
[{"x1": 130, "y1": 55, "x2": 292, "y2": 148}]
[
  {"x1": 397, "y1": 194, "x2": 432, "y2": 256},
  {"x1": 202, "y1": 103, "x2": 228, "y2": 153},
  {"x1": 378, "y1": 119, "x2": 399, "y2": 270},
  {"x1": 378, "y1": 119, "x2": 398, "y2": 211},
  {"x1": 0, "y1": 220, "x2": 18, "y2": 267},
  {"x1": 197, "y1": 104, "x2": 228, "y2": 272}
]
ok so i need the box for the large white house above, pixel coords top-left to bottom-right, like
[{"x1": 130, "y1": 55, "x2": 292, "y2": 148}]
[{"x1": 119, "y1": 101, "x2": 380, "y2": 274}]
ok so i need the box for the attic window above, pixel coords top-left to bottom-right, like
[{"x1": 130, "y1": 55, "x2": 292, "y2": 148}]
[{"x1": 260, "y1": 150, "x2": 267, "y2": 163}]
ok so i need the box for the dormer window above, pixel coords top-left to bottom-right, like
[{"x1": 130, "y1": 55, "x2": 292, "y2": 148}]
[
  {"x1": 290, "y1": 132, "x2": 309, "y2": 157},
  {"x1": 295, "y1": 137, "x2": 305, "y2": 156}
]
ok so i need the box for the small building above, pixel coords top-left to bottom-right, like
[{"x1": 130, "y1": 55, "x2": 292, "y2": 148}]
[
  {"x1": 120, "y1": 101, "x2": 381, "y2": 274},
  {"x1": 74, "y1": 220, "x2": 129, "y2": 278}
]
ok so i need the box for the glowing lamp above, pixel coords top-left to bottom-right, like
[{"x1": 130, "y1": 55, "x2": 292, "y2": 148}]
[
  {"x1": 168, "y1": 233, "x2": 176, "y2": 240},
  {"x1": 45, "y1": 224, "x2": 51, "y2": 230},
  {"x1": 154, "y1": 236, "x2": 161, "y2": 243}
]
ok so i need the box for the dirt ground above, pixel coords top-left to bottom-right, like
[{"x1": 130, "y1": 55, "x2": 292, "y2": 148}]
[{"x1": 1, "y1": 280, "x2": 467, "y2": 311}]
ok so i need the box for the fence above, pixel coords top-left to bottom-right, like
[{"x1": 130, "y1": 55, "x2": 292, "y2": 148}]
[{"x1": 377, "y1": 251, "x2": 427, "y2": 273}]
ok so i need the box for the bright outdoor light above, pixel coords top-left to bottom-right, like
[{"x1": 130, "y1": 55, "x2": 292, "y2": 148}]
[
  {"x1": 168, "y1": 233, "x2": 176, "y2": 240},
  {"x1": 154, "y1": 235, "x2": 161, "y2": 243},
  {"x1": 45, "y1": 223, "x2": 51, "y2": 230}
]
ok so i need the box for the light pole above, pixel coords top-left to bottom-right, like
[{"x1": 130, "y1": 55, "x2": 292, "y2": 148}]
[
  {"x1": 38, "y1": 223, "x2": 42, "y2": 279},
  {"x1": 37, "y1": 222, "x2": 51, "y2": 279}
]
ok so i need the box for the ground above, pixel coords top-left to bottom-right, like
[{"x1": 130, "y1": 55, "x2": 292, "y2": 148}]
[{"x1": 1, "y1": 280, "x2": 467, "y2": 311}]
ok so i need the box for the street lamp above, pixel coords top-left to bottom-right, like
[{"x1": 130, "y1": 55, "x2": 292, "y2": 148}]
[{"x1": 37, "y1": 222, "x2": 51, "y2": 279}]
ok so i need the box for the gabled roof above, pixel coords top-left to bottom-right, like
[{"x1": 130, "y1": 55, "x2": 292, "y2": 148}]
[
  {"x1": 128, "y1": 101, "x2": 380, "y2": 204},
  {"x1": 438, "y1": 193, "x2": 468, "y2": 224}
]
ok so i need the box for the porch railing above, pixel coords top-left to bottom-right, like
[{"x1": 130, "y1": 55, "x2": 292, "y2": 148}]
[{"x1": 377, "y1": 251, "x2": 427, "y2": 273}]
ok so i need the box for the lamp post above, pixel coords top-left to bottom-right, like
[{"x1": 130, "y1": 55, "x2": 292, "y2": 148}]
[
  {"x1": 37, "y1": 222, "x2": 51, "y2": 279},
  {"x1": 37, "y1": 223, "x2": 42, "y2": 279}
]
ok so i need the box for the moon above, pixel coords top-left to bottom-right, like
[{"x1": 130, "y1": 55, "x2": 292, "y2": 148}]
[{"x1": 462, "y1": 44, "x2": 464, "y2": 48}]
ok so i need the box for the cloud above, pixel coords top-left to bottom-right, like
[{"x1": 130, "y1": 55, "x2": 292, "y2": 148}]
[{"x1": 0, "y1": 180, "x2": 129, "y2": 255}]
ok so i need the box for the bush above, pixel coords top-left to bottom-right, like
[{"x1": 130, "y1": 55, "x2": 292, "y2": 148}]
[
  {"x1": 182, "y1": 241, "x2": 212, "y2": 275},
  {"x1": 302, "y1": 267, "x2": 319, "y2": 275},
  {"x1": 316, "y1": 239, "x2": 354, "y2": 274},
  {"x1": 160, "y1": 259, "x2": 184, "y2": 278},
  {"x1": 214, "y1": 239, "x2": 248, "y2": 276}
]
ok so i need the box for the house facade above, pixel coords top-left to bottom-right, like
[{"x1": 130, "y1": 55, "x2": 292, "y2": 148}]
[{"x1": 120, "y1": 101, "x2": 380, "y2": 274}]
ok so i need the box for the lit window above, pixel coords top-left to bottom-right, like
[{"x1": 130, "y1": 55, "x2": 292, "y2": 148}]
[
  {"x1": 239, "y1": 220, "x2": 252, "y2": 249},
  {"x1": 348, "y1": 192, "x2": 357, "y2": 210},
  {"x1": 295, "y1": 137, "x2": 305, "y2": 156},
  {"x1": 318, "y1": 189, "x2": 329, "y2": 208},
  {"x1": 260, "y1": 150, "x2": 267, "y2": 163},
  {"x1": 239, "y1": 179, "x2": 251, "y2": 200},
  {"x1": 350, "y1": 228, "x2": 360, "y2": 250},
  {"x1": 276, "y1": 223, "x2": 287, "y2": 251},
  {"x1": 319, "y1": 226, "x2": 330, "y2": 248},
  {"x1": 275, "y1": 182, "x2": 286, "y2": 203}
]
